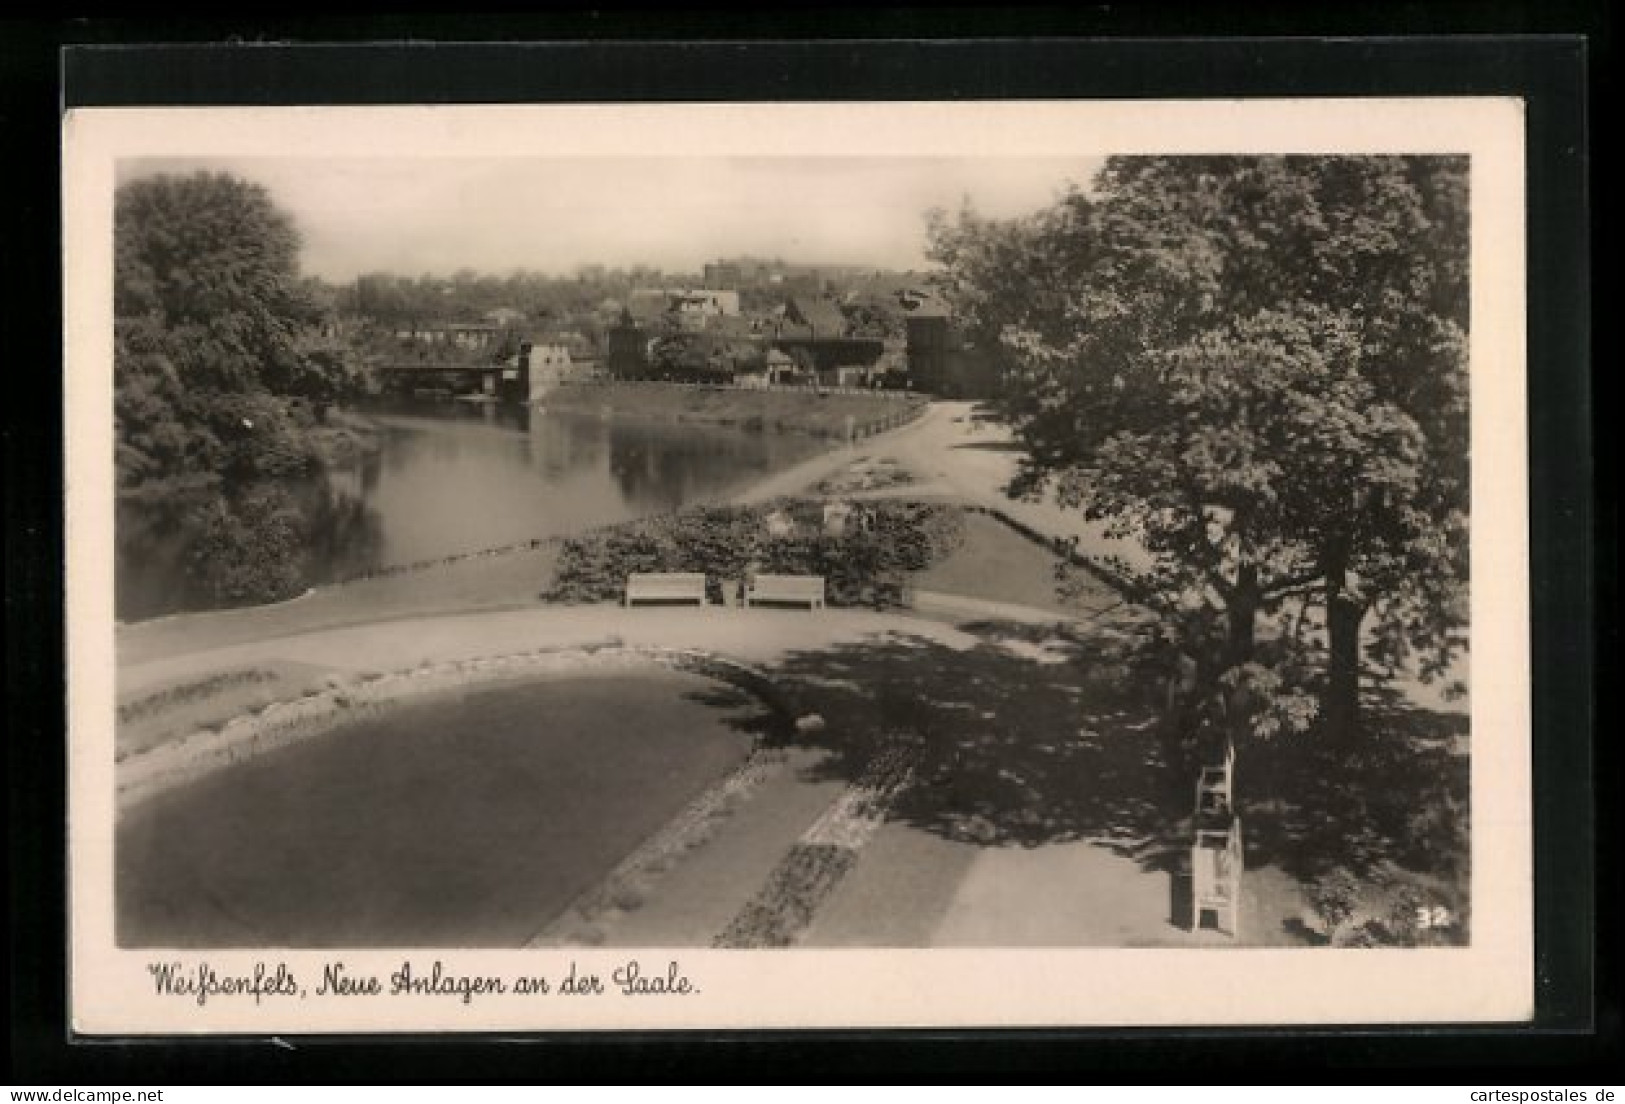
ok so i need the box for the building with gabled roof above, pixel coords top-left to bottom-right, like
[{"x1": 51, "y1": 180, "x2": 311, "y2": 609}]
[{"x1": 780, "y1": 295, "x2": 848, "y2": 340}]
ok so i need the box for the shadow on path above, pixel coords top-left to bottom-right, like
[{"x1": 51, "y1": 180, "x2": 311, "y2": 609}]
[
  {"x1": 691, "y1": 625, "x2": 1471, "y2": 912},
  {"x1": 721, "y1": 627, "x2": 1189, "y2": 850}
]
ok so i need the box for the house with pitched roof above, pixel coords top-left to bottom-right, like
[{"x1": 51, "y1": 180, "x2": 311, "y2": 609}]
[{"x1": 779, "y1": 294, "x2": 849, "y2": 341}]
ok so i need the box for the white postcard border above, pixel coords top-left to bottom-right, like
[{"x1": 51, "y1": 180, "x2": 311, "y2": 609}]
[{"x1": 64, "y1": 97, "x2": 1531, "y2": 1033}]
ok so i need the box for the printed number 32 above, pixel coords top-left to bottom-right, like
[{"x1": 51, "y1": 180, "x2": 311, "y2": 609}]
[{"x1": 1415, "y1": 905, "x2": 1453, "y2": 929}]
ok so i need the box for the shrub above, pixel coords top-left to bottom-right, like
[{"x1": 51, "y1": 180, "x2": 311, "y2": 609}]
[
  {"x1": 545, "y1": 499, "x2": 965, "y2": 609},
  {"x1": 1306, "y1": 867, "x2": 1361, "y2": 941},
  {"x1": 185, "y1": 485, "x2": 308, "y2": 604},
  {"x1": 1304, "y1": 864, "x2": 1467, "y2": 948},
  {"x1": 194, "y1": 391, "x2": 320, "y2": 480}
]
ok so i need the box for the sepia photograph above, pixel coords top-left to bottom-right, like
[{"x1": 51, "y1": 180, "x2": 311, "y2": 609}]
[{"x1": 64, "y1": 98, "x2": 1533, "y2": 1032}]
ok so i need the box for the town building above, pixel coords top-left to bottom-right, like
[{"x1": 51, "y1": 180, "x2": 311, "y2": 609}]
[
  {"x1": 679, "y1": 289, "x2": 741, "y2": 316},
  {"x1": 626, "y1": 287, "x2": 741, "y2": 330},
  {"x1": 899, "y1": 291, "x2": 952, "y2": 394},
  {"x1": 896, "y1": 289, "x2": 998, "y2": 398},
  {"x1": 607, "y1": 311, "x2": 653, "y2": 379},
  {"x1": 778, "y1": 294, "x2": 848, "y2": 341},
  {"x1": 391, "y1": 322, "x2": 502, "y2": 351}
]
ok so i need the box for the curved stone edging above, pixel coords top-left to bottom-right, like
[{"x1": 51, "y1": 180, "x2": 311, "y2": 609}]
[{"x1": 115, "y1": 643, "x2": 795, "y2": 814}]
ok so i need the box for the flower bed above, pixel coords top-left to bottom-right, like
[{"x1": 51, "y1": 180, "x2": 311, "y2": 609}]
[
  {"x1": 813, "y1": 456, "x2": 917, "y2": 496},
  {"x1": 713, "y1": 735, "x2": 919, "y2": 948}
]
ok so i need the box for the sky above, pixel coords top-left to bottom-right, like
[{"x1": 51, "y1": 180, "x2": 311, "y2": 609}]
[{"x1": 117, "y1": 156, "x2": 1103, "y2": 281}]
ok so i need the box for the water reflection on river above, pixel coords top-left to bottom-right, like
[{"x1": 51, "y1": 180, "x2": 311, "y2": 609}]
[
  {"x1": 353, "y1": 402, "x2": 821, "y2": 563},
  {"x1": 117, "y1": 401, "x2": 823, "y2": 620}
]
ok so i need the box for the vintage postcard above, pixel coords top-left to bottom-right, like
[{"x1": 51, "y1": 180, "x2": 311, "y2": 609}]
[{"x1": 64, "y1": 98, "x2": 1531, "y2": 1033}]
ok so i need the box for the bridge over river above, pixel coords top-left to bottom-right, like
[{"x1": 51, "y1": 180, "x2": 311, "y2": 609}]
[{"x1": 375, "y1": 361, "x2": 490, "y2": 398}]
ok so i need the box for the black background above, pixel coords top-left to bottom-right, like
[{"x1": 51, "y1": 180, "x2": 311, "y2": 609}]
[{"x1": 6, "y1": 14, "x2": 1609, "y2": 1084}]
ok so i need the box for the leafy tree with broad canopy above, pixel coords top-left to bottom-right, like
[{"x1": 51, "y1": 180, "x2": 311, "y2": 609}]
[
  {"x1": 115, "y1": 171, "x2": 371, "y2": 605},
  {"x1": 927, "y1": 156, "x2": 1469, "y2": 744}
]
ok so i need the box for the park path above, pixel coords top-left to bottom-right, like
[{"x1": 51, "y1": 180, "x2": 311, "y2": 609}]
[
  {"x1": 118, "y1": 604, "x2": 972, "y2": 697},
  {"x1": 833, "y1": 401, "x2": 1155, "y2": 576},
  {"x1": 739, "y1": 400, "x2": 1153, "y2": 577}
]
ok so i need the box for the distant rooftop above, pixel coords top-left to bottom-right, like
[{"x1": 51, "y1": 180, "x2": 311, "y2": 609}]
[{"x1": 896, "y1": 289, "x2": 951, "y2": 318}]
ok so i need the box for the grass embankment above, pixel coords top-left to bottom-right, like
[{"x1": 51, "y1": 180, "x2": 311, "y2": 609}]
[
  {"x1": 117, "y1": 660, "x2": 341, "y2": 760},
  {"x1": 542, "y1": 381, "x2": 924, "y2": 438},
  {"x1": 118, "y1": 544, "x2": 561, "y2": 670}
]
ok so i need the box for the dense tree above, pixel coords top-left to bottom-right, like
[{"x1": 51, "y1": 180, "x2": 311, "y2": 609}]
[
  {"x1": 115, "y1": 172, "x2": 369, "y2": 483},
  {"x1": 840, "y1": 296, "x2": 905, "y2": 341},
  {"x1": 115, "y1": 171, "x2": 372, "y2": 608},
  {"x1": 928, "y1": 156, "x2": 1469, "y2": 744}
]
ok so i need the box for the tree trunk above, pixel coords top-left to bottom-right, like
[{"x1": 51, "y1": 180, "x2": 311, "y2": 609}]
[
  {"x1": 1225, "y1": 565, "x2": 1260, "y2": 669},
  {"x1": 1324, "y1": 586, "x2": 1366, "y2": 745}
]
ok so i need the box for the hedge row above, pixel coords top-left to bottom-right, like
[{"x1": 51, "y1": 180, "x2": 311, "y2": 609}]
[{"x1": 544, "y1": 499, "x2": 965, "y2": 609}]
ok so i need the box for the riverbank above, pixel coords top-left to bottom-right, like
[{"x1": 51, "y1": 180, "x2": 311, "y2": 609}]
[
  {"x1": 540, "y1": 380, "x2": 923, "y2": 438},
  {"x1": 306, "y1": 406, "x2": 384, "y2": 465},
  {"x1": 114, "y1": 403, "x2": 1124, "y2": 666}
]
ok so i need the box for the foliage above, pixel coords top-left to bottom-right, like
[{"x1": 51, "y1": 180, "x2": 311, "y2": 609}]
[
  {"x1": 347, "y1": 269, "x2": 617, "y2": 329},
  {"x1": 1306, "y1": 863, "x2": 1468, "y2": 947},
  {"x1": 644, "y1": 328, "x2": 764, "y2": 383},
  {"x1": 115, "y1": 171, "x2": 371, "y2": 482},
  {"x1": 186, "y1": 486, "x2": 309, "y2": 604},
  {"x1": 1306, "y1": 867, "x2": 1362, "y2": 939},
  {"x1": 840, "y1": 296, "x2": 905, "y2": 341},
  {"x1": 927, "y1": 156, "x2": 1470, "y2": 744},
  {"x1": 545, "y1": 500, "x2": 965, "y2": 608},
  {"x1": 115, "y1": 171, "x2": 377, "y2": 612}
]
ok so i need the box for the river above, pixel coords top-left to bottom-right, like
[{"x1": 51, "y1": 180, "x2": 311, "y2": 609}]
[{"x1": 115, "y1": 400, "x2": 826, "y2": 621}]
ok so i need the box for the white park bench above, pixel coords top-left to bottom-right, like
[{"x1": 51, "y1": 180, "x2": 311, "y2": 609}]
[
  {"x1": 1190, "y1": 817, "x2": 1244, "y2": 939},
  {"x1": 1195, "y1": 740, "x2": 1236, "y2": 817},
  {"x1": 745, "y1": 574, "x2": 826, "y2": 610},
  {"x1": 624, "y1": 572, "x2": 707, "y2": 607}
]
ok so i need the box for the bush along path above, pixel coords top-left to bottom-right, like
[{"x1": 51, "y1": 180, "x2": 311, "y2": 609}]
[{"x1": 546, "y1": 498, "x2": 965, "y2": 609}]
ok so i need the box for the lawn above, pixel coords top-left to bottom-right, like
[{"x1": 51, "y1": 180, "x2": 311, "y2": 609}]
[
  {"x1": 117, "y1": 543, "x2": 560, "y2": 669},
  {"x1": 116, "y1": 667, "x2": 756, "y2": 947},
  {"x1": 910, "y1": 509, "x2": 1122, "y2": 617}
]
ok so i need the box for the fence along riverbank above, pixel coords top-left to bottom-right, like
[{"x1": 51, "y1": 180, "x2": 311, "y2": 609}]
[{"x1": 539, "y1": 380, "x2": 926, "y2": 440}]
